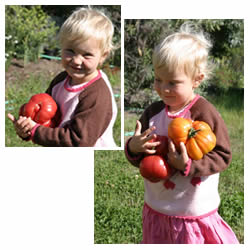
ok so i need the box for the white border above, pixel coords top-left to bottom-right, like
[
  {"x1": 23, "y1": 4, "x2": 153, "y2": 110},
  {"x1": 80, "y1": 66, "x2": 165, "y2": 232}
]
[{"x1": 1, "y1": 0, "x2": 248, "y2": 249}]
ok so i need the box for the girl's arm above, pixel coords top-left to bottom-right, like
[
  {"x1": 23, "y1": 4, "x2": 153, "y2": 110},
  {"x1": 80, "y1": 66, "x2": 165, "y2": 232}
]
[{"x1": 185, "y1": 97, "x2": 232, "y2": 177}]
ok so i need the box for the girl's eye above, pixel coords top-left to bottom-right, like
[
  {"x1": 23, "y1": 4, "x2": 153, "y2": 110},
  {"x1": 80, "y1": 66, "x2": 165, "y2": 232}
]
[{"x1": 83, "y1": 53, "x2": 93, "y2": 58}]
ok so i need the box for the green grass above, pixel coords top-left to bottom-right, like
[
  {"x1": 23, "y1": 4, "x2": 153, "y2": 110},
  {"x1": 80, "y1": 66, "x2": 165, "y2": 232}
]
[
  {"x1": 95, "y1": 90, "x2": 244, "y2": 244},
  {"x1": 5, "y1": 69, "x2": 121, "y2": 147},
  {"x1": 94, "y1": 151, "x2": 144, "y2": 243}
]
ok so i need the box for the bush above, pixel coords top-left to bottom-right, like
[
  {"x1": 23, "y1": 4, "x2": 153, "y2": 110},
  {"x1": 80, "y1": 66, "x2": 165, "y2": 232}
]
[
  {"x1": 5, "y1": 5, "x2": 58, "y2": 65},
  {"x1": 125, "y1": 19, "x2": 172, "y2": 108},
  {"x1": 210, "y1": 47, "x2": 244, "y2": 92}
]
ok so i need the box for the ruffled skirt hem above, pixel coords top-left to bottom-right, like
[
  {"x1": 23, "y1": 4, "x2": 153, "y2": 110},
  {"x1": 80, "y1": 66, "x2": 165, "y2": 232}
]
[{"x1": 142, "y1": 203, "x2": 239, "y2": 244}]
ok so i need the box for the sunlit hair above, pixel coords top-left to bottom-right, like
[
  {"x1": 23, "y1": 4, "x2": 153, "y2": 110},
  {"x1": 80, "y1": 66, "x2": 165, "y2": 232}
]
[
  {"x1": 59, "y1": 7, "x2": 114, "y2": 54},
  {"x1": 153, "y1": 22, "x2": 213, "y2": 80}
]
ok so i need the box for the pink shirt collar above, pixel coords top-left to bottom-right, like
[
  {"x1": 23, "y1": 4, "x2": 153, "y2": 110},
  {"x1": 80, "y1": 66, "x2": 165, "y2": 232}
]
[
  {"x1": 64, "y1": 70, "x2": 102, "y2": 92},
  {"x1": 165, "y1": 94, "x2": 200, "y2": 118}
]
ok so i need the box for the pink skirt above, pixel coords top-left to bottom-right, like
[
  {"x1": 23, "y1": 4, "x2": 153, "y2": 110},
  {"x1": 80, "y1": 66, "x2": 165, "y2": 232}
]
[{"x1": 142, "y1": 203, "x2": 239, "y2": 244}]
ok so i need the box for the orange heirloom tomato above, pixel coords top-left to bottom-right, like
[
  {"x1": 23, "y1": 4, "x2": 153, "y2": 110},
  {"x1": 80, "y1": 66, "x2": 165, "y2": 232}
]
[
  {"x1": 168, "y1": 118, "x2": 192, "y2": 146},
  {"x1": 168, "y1": 118, "x2": 216, "y2": 160}
]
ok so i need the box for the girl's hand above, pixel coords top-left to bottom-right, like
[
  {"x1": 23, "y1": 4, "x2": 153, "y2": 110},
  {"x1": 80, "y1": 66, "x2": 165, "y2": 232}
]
[
  {"x1": 8, "y1": 113, "x2": 37, "y2": 139},
  {"x1": 167, "y1": 139, "x2": 189, "y2": 171},
  {"x1": 128, "y1": 120, "x2": 161, "y2": 155}
]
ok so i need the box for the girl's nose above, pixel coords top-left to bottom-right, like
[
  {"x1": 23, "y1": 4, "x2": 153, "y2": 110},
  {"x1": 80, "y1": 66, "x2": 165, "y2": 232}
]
[
  {"x1": 72, "y1": 54, "x2": 83, "y2": 65},
  {"x1": 162, "y1": 84, "x2": 170, "y2": 93}
]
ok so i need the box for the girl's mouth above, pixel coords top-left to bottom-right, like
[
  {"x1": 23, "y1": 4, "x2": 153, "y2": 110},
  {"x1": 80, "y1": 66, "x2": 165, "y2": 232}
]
[{"x1": 71, "y1": 66, "x2": 84, "y2": 72}]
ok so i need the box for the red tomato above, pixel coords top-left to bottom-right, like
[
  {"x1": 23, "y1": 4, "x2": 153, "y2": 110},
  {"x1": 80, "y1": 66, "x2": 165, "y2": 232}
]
[
  {"x1": 139, "y1": 155, "x2": 171, "y2": 183},
  {"x1": 19, "y1": 93, "x2": 58, "y2": 127},
  {"x1": 149, "y1": 135, "x2": 168, "y2": 156}
]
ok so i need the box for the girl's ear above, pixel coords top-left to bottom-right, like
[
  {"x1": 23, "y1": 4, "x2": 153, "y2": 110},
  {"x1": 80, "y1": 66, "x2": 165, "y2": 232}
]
[
  {"x1": 193, "y1": 73, "x2": 204, "y2": 88},
  {"x1": 99, "y1": 50, "x2": 109, "y2": 66}
]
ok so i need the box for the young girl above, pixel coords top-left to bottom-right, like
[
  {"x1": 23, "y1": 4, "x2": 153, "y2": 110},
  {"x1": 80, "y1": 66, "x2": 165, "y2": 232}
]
[
  {"x1": 8, "y1": 7, "x2": 118, "y2": 147},
  {"x1": 125, "y1": 23, "x2": 239, "y2": 244}
]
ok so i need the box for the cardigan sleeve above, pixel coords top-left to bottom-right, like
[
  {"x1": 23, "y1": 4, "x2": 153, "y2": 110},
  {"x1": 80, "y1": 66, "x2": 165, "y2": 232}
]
[
  {"x1": 32, "y1": 78, "x2": 113, "y2": 147},
  {"x1": 187, "y1": 97, "x2": 232, "y2": 177}
]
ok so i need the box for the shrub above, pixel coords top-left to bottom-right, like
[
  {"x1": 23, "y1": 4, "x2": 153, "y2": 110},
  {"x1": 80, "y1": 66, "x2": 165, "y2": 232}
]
[
  {"x1": 210, "y1": 47, "x2": 244, "y2": 92},
  {"x1": 5, "y1": 5, "x2": 58, "y2": 65},
  {"x1": 125, "y1": 19, "x2": 173, "y2": 108}
]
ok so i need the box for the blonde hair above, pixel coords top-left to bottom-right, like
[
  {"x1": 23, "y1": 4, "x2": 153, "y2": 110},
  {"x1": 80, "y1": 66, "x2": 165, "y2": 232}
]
[
  {"x1": 153, "y1": 22, "x2": 213, "y2": 80},
  {"x1": 59, "y1": 7, "x2": 114, "y2": 54}
]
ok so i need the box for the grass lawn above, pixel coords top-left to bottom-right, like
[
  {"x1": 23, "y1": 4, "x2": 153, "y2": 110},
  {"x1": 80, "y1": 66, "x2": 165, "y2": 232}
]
[{"x1": 94, "y1": 89, "x2": 244, "y2": 244}]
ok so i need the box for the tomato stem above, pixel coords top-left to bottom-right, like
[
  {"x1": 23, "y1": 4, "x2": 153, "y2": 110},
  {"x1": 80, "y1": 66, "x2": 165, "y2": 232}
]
[{"x1": 188, "y1": 128, "x2": 201, "y2": 138}]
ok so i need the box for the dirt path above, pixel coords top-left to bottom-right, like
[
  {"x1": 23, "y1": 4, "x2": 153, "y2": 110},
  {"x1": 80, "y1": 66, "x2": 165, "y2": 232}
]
[{"x1": 5, "y1": 58, "x2": 64, "y2": 85}]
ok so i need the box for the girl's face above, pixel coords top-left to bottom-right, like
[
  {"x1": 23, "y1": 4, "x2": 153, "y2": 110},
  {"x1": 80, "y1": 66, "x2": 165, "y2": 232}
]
[
  {"x1": 154, "y1": 67, "x2": 202, "y2": 113},
  {"x1": 61, "y1": 37, "x2": 107, "y2": 85}
]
